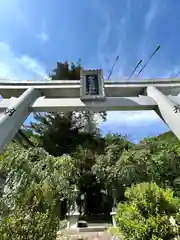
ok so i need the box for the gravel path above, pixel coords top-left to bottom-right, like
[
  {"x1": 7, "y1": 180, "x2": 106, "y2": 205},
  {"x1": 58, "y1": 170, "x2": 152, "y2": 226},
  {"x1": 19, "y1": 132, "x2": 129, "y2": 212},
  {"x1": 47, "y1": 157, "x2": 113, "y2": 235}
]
[{"x1": 57, "y1": 231, "x2": 120, "y2": 239}]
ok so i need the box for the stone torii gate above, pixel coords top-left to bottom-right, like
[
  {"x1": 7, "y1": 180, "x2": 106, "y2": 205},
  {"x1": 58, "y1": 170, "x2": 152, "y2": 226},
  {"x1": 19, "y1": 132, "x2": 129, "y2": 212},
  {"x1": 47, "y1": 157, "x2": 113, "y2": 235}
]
[{"x1": 0, "y1": 69, "x2": 180, "y2": 153}]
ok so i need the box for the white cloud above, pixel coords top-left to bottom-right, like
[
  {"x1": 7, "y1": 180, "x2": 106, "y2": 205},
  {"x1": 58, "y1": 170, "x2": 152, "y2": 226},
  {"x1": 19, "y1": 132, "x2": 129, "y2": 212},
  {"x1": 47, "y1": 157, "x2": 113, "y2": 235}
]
[
  {"x1": 0, "y1": 41, "x2": 48, "y2": 127},
  {"x1": 0, "y1": 41, "x2": 47, "y2": 80},
  {"x1": 96, "y1": 4, "x2": 111, "y2": 73},
  {"x1": 145, "y1": 0, "x2": 159, "y2": 30},
  {"x1": 102, "y1": 110, "x2": 161, "y2": 126},
  {"x1": 36, "y1": 19, "x2": 49, "y2": 43},
  {"x1": 36, "y1": 32, "x2": 49, "y2": 42},
  {"x1": 100, "y1": 110, "x2": 169, "y2": 142},
  {"x1": 95, "y1": 0, "x2": 130, "y2": 78}
]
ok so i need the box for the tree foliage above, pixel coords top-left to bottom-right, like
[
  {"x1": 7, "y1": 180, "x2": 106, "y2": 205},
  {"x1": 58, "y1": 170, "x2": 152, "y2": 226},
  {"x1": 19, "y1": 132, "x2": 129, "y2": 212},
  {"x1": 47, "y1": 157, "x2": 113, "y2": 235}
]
[
  {"x1": 93, "y1": 133, "x2": 180, "y2": 197},
  {"x1": 0, "y1": 143, "x2": 79, "y2": 239},
  {"x1": 1, "y1": 145, "x2": 79, "y2": 213},
  {"x1": 2, "y1": 127, "x2": 180, "y2": 238},
  {"x1": 92, "y1": 134, "x2": 133, "y2": 193},
  {"x1": 28, "y1": 61, "x2": 106, "y2": 156},
  {"x1": 50, "y1": 61, "x2": 81, "y2": 80},
  {"x1": 116, "y1": 182, "x2": 180, "y2": 240},
  {"x1": 0, "y1": 210, "x2": 59, "y2": 240}
]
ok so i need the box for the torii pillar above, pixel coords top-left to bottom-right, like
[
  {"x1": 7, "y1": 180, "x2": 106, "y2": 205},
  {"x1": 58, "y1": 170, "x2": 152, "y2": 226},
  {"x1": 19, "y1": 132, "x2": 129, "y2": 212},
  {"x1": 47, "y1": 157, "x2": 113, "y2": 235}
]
[
  {"x1": 0, "y1": 88, "x2": 41, "y2": 152},
  {"x1": 147, "y1": 86, "x2": 180, "y2": 139}
]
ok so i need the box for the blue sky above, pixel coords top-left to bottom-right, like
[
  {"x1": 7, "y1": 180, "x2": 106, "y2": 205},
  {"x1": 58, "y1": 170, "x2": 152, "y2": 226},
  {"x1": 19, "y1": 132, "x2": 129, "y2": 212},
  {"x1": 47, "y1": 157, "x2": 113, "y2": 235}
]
[{"x1": 0, "y1": 0, "x2": 179, "y2": 142}]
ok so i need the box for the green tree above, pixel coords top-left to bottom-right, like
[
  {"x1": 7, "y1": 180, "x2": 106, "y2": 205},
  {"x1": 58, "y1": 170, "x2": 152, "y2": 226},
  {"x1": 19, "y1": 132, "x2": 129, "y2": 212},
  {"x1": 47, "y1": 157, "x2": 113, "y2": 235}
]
[
  {"x1": 28, "y1": 61, "x2": 106, "y2": 156},
  {"x1": 0, "y1": 145, "x2": 78, "y2": 218},
  {"x1": 92, "y1": 134, "x2": 133, "y2": 197},
  {"x1": 114, "y1": 138, "x2": 180, "y2": 190},
  {"x1": 115, "y1": 183, "x2": 180, "y2": 240},
  {"x1": 0, "y1": 210, "x2": 59, "y2": 240},
  {"x1": 93, "y1": 133, "x2": 180, "y2": 203},
  {"x1": 0, "y1": 143, "x2": 81, "y2": 239}
]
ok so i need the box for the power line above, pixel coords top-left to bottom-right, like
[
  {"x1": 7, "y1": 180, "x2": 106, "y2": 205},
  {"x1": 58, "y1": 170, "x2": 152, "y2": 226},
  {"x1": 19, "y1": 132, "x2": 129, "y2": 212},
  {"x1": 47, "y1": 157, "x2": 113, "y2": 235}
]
[
  {"x1": 129, "y1": 60, "x2": 142, "y2": 79},
  {"x1": 107, "y1": 56, "x2": 119, "y2": 80},
  {"x1": 172, "y1": 70, "x2": 180, "y2": 78},
  {"x1": 136, "y1": 45, "x2": 161, "y2": 77}
]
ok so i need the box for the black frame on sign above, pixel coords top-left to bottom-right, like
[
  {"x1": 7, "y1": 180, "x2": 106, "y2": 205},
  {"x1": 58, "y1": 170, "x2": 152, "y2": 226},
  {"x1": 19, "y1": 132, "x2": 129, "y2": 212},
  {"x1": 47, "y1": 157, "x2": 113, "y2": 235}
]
[{"x1": 80, "y1": 69, "x2": 105, "y2": 101}]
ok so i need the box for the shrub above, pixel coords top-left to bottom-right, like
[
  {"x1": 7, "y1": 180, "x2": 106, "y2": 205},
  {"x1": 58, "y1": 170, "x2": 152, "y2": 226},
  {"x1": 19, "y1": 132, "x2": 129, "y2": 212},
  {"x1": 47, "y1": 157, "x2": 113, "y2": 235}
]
[
  {"x1": 115, "y1": 182, "x2": 180, "y2": 240},
  {"x1": 0, "y1": 210, "x2": 59, "y2": 240}
]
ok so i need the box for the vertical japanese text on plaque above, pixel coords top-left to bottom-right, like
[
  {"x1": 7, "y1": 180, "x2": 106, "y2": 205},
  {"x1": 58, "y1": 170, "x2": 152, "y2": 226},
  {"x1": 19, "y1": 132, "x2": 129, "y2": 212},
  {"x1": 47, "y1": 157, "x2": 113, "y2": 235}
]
[{"x1": 85, "y1": 75, "x2": 99, "y2": 95}]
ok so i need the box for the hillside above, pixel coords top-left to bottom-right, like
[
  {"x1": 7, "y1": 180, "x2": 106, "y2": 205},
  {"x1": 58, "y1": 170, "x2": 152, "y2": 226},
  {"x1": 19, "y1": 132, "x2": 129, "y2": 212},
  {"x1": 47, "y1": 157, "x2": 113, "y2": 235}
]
[{"x1": 156, "y1": 131, "x2": 179, "y2": 142}]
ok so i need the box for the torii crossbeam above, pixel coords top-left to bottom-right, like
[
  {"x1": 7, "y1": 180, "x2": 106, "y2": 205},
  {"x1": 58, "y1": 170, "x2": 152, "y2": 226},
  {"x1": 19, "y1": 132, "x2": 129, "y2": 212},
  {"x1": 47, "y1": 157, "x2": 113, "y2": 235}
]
[{"x1": 0, "y1": 69, "x2": 180, "y2": 153}]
